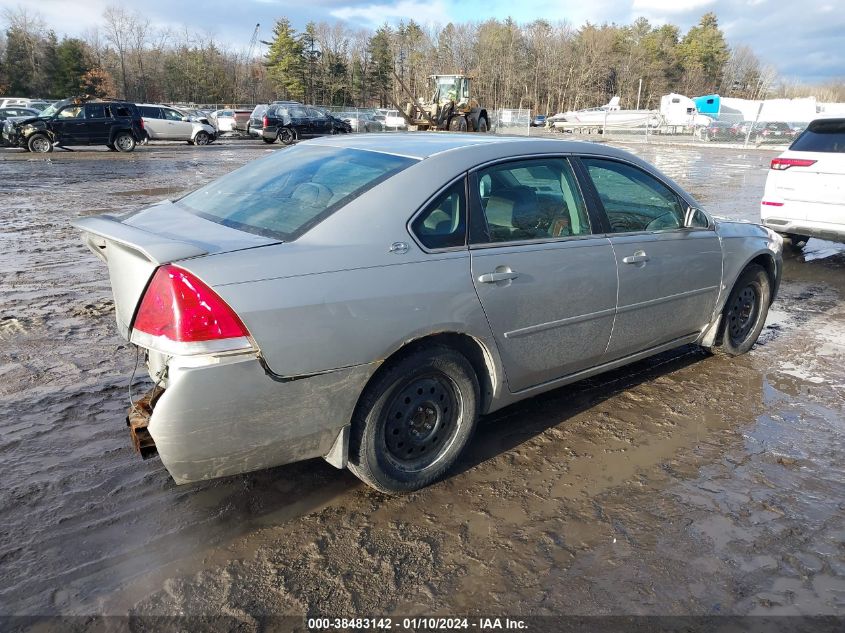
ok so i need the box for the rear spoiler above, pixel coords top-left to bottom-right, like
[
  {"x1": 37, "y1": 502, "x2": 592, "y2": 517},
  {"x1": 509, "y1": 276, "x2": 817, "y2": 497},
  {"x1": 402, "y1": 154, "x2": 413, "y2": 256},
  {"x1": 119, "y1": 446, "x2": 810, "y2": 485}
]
[{"x1": 72, "y1": 216, "x2": 207, "y2": 264}]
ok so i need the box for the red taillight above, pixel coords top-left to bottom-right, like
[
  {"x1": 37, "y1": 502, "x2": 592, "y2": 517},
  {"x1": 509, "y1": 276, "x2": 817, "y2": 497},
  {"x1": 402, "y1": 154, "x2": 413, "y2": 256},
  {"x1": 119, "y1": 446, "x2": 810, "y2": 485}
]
[
  {"x1": 133, "y1": 265, "x2": 248, "y2": 344},
  {"x1": 262, "y1": 115, "x2": 268, "y2": 127},
  {"x1": 771, "y1": 158, "x2": 817, "y2": 170},
  {"x1": 139, "y1": 118, "x2": 145, "y2": 129}
]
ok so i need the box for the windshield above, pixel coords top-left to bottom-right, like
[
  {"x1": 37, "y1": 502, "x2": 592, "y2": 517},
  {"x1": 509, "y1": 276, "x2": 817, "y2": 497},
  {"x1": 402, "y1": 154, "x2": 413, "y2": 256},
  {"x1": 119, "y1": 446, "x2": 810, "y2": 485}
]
[
  {"x1": 38, "y1": 102, "x2": 64, "y2": 118},
  {"x1": 177, "y1": 145, "x2": 417, "y2": 240},
  {"x1": 790, "y1": 119, "x2": 845, "y2": 153}
]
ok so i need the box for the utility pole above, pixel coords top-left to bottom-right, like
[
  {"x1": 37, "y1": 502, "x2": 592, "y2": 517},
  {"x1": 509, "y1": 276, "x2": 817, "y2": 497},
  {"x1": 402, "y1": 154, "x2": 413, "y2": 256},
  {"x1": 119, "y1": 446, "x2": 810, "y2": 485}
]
[{"x1": 636, "y1": 78, "x2": 642, "y2": 111}]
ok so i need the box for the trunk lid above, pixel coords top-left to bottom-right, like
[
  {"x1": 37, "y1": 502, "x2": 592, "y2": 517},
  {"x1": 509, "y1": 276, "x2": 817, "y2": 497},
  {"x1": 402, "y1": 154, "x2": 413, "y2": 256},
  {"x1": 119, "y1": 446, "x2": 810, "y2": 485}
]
[
  {"x1": 73, "y1": 200, "x2": 279, "y2": 339},
  {"x1": 773, "y1": 150, "x2": 845, "y2": 206}
]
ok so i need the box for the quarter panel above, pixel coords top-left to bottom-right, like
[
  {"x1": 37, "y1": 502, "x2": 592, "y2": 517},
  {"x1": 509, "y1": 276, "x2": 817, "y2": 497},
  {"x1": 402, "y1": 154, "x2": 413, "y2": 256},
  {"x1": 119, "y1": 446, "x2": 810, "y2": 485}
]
[{"x1": 212, "y1": 254, "x2": 496, "y2": 378}]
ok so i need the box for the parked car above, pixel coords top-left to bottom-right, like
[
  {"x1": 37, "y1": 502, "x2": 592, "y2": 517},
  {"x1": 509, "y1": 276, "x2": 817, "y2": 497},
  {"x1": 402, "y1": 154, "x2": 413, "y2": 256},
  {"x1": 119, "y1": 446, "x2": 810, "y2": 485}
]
[
  {"x1": 210, "y1": 109, "x2": 235, "y2": 132},
  {"x1": 531, "y1": 114, "x2": 547, "y2": 127},
  {"x1": 0, "y1": 106, "x2": 39, "y2": 121},
  {"x1": 137, "y1": 104, "x2": 216, "y2": 145},
  {"x1": 2, "y1": 97, "x2": 144, "y2": 153},
  {"x1": 696, "y1": 120, "x2": 734, "y2": 142},
  {"x1": 729, "y1": 120, "x2": 754, "y2": 139},
  {"x1": 752, "y1": 121, "x2": 796, "y2": 145},
  {"x1": 261, "y1": 104, "x2": 351, "y2": 144},
  {"x1": 787, "y1": 121, "x2": 809, "y2": 135},
  {"x1": 761, "y1": 118, "x2": 845, "y2": 248},
  {"x1": 74, "y1": 135, "x2": 782, "y2": 493},
  {"x1": 247, "y1": 104, "x2": 268, "y2": 137},
  {"x1": 338, "y1": 111, "x2": 383, "y2": 132},
  {"x1": 382, "y1": 109, "x2": 407, "y2": 129},
  {"x1": 0, "y1": 97, "x2": 50, "y2": 110}
]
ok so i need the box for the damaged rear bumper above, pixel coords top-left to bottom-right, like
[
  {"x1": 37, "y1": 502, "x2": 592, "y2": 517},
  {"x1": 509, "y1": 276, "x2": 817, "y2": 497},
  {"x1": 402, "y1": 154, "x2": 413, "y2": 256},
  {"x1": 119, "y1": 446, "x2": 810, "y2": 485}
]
[{"x1": 128, "y1": 353, "x2": 377, "y2": 484}]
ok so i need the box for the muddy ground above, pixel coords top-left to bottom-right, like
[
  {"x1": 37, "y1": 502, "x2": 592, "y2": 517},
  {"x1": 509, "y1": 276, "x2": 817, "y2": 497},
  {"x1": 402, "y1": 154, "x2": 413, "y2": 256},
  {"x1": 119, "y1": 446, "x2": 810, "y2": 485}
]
[{"x1": 1, "y1": 138, "x2": 843, "y2": 626}]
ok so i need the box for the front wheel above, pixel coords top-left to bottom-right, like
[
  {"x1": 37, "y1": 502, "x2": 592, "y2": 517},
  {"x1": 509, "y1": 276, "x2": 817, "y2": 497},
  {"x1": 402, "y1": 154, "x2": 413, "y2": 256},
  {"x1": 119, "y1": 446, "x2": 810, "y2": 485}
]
[
  {"x1": 27, "y1": 133, "x2": 53, "y2": 153},
  {"x1": 278, "y1": 127, "x2": 296, "y2": 145},
  {"x1": 717, "y1": 264, "x2": 771, "y2": 356},
  {"x1": 193, "y1": 131, "x2": 210, "y2": 146},
  {"x1": 114, "y1": 132, "x2": 136, "y2": 152},
  {"x1": 449, "y1": 116, "x2": 468, "y2": 132},
  {"x1": 348, "y1": 346, "x2": 479, "y2": 494}
]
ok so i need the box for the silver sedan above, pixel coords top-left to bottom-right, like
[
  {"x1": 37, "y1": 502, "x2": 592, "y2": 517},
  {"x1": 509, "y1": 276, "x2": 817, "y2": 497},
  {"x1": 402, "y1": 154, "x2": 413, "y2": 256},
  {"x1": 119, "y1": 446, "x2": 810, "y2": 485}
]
[{"x1": 74, "y1": 135, "x2": 783, "y2": 493}]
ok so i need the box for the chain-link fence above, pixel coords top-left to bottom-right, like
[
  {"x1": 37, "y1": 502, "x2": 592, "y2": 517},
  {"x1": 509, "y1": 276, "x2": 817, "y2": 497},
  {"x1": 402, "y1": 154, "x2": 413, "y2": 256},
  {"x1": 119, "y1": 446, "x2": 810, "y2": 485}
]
[
  {"x1": 492, "y1": 109, "x2": 531, "y2": 136},
  {"x1": 537, "y1": 96, "x2": 809, "y2": 149}
]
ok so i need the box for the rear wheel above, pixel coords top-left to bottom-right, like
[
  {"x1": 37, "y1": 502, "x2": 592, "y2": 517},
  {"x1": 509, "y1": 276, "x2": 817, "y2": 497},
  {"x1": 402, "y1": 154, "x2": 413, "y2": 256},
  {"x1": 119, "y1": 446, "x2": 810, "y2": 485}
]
[
  {"x1": 27, "y1": 133, "x2": 52, "y2": 153},
  {"x1": 476, "y1": 117, "x2": 488, "y2": 133},
  {"x1": 114, "y1": 132, "x2": 136, "y2": 152},
  {"x1": 348, "y1": 346, "x2": 479, "y2": 494},
  {"x1": 278, "y1": 127, "x2": 296, "y2": 145},
  {"x1": 717, "y1": 264, "x2": 771, "y2": 356}
]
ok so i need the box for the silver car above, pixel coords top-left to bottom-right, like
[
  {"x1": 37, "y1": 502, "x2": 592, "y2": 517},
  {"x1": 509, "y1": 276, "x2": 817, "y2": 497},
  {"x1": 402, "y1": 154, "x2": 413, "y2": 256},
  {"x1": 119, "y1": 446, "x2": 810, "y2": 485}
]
[
  {"x1": 138, "y1": 104, "x2": 216, "y2": 145},
  {"x1": 74, "y1": 135, "x2": 783, "y2": 493}
]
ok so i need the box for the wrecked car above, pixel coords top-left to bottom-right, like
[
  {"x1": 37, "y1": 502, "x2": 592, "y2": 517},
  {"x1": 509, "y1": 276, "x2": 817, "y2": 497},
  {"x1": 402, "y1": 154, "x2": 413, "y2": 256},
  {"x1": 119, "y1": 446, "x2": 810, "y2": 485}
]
[
  {"x1": 3, "y1": 96, "x2": 145, "y2": 153},
  {"x1": 74, "y1": 135, "x2": 782, "y2": 494}
]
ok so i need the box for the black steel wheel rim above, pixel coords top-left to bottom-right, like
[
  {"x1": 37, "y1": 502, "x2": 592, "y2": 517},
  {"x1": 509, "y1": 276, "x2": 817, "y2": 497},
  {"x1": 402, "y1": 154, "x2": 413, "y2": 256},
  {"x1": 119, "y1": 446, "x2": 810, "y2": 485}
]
[
  {"x1": 382, "y1": 373, "x2": 460, "y2": 472},
  {"x1": 727, "y1": 284, "x2": 759, "y2": 346}
]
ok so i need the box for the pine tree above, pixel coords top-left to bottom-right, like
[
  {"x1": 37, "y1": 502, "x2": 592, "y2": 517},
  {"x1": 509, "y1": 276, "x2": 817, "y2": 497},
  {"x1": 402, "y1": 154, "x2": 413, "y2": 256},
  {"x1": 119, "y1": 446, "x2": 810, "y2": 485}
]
[
  {"x1": 264, "y1": 18, "x2": 305, "y2": 101},
  {"x1": 367, "y1": 26, "x2": 393, "y2": 107}
]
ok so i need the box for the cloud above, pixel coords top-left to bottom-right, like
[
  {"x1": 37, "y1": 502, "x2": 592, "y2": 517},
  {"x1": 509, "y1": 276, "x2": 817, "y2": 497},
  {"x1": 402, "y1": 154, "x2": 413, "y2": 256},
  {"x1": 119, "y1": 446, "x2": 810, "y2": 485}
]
[
  {"x1": 631, "y1": 0, "x2": 716, "y2": 14},
  {"x1": 330, "y1": 0, "x2": 452, "y2": 27}
]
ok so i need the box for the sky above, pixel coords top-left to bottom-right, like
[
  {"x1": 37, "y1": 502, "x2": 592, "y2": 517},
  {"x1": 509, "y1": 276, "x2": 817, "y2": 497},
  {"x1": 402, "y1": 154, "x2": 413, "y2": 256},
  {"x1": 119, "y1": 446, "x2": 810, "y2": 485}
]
[{"x1": 2, "y1": 0, "x2": 843, "y2": 86}]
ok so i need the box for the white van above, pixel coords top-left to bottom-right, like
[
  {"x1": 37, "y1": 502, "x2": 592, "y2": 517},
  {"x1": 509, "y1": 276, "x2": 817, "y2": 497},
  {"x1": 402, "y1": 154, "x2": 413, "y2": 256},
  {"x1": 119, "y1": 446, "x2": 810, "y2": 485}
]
[{"x1": 761, "y1": 118, "x2": 845, "y2": 248}]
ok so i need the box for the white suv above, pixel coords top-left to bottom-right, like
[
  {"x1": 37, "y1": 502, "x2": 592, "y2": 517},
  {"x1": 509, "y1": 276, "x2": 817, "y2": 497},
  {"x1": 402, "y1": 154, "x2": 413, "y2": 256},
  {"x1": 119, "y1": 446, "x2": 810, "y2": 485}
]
[{"x1": 761, "y1": 118, "x2": 845, "y2": 248}]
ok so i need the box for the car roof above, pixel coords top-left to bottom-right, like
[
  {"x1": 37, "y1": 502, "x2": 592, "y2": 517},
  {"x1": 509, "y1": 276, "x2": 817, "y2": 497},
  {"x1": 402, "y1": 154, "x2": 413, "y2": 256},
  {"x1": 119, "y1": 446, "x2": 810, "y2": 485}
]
[{"x1": 306, "y1": 132, "x2": 637, "y2": 161}]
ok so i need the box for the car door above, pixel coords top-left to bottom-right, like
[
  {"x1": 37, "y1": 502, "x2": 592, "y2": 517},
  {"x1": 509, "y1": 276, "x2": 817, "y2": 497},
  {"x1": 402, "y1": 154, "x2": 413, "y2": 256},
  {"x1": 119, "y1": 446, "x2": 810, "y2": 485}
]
[
  {"x1": 83, "y1": 103, "x2": 110, "y2": 144},
  {"x1": 469, "y1": 157, "x2": 618, "y2": 393},
  {"x1": 305, "y1": 108, "x2": 326, "y2": 136},
  {"x1": 139, "y1": 106, "x2": 166, "y2": 139},
  {"x1": 51, "y1": 105, "x2": 88, "y2": 144},
  {"x1": 162, "y1": 108, "x2": 192, "y2": 140},
  {"x1": 577, "y1": 157, "x2": 722, "y2": 361}
]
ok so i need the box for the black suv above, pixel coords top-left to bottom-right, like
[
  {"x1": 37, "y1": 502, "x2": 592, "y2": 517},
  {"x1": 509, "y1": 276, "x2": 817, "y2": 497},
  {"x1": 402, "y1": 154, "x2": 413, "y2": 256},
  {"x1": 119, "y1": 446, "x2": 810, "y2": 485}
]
[
  {"x1": 3, "y1": 97, "x2": 145, "y2": 153},
  {"x1": 261, "y1": 104, "x2": 351, "y2": 145}
]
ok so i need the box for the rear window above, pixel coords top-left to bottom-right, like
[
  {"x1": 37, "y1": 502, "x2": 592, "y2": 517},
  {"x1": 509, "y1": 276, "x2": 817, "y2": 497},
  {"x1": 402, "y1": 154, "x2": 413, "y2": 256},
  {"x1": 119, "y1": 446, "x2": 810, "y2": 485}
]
[
  {"x1": 177, "y1": 145, "x2": 417, "y2": 240},
  {"x1": 250, "y1": 105, "x2": 267, "y2": 117},
  {"x1": 790, "y1": 119, "x2": 845, "y2": 153}
]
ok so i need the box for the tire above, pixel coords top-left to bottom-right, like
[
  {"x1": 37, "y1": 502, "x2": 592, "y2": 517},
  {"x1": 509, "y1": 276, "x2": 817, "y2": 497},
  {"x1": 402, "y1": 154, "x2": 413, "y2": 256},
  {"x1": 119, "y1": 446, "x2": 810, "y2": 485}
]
[
  {"x1": 348, "y1": 346, "x2": 479, "y2": 494},
  {"x1": 716, "y1": 264, "x2": 771, "y2": 356},
  {"x1": 786, "y1": 234, "x2": 809, "y2": 251},
  {"x1": 27, "y1": 133, "x2": 52, "y2": 153},
  {"x1": 448, "y1": 116, "x2": 468, "y2": 132},
  {"x1": 278, "y1": 127, "x2": 296, "y2": 145},
  {"x1": 194, "y1": 131, "x2": 210, "y2": 146},
  {"x1": 114, "y1": 132, "x2": 136, "y2": 152},
  {"x1": 476, "y1": 117, "x2": 488, "y2": 133}
]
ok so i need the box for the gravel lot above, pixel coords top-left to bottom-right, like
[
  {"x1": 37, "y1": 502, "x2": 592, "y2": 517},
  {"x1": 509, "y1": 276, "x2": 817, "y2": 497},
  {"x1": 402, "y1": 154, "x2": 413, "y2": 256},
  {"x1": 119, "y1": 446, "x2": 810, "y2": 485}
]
[{"x1": 1, "y1": 137, "x2": 843, "y2": 625}]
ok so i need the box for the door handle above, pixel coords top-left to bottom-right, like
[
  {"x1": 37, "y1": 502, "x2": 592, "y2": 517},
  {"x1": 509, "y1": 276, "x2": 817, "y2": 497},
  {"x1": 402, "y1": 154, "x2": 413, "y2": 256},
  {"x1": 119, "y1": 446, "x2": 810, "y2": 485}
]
[
  {"x1": 622, "y1": 251, "x2": 650, "y2": 265},
  {"x1": 478, "y1": 269, "x2": 520, "y2": 283}
]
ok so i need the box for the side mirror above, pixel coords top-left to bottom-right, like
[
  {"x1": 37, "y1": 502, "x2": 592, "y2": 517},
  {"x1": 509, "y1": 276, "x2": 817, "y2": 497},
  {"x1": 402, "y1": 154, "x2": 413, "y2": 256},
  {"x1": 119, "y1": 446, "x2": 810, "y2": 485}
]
[
  {"x1": 685, "y1": 206, "x2": 710, "y2": 229},
  {"x1": 181, "y1": 116, "x2": 189, "y2": 122}
]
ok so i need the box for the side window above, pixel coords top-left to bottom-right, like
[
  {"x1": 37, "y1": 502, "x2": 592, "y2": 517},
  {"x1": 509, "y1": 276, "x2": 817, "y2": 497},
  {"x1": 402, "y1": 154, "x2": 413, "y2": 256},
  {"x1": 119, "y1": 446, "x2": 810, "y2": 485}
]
[
  {"x1": 163, "y1": 109, "x2": 183, "y2": 121},
  {"x1": 85, "y1": 104, "x2": 106, "y2": 119},
  {"x1": 476, "y1": 158, "x2": 591, "y2": 243},
  {"x1": 306, "y1": 108, "x2": 324, "y2": 118},
  {"x1": 411, "y1": 179, "x2": 466, "y2": 250},
  {"x1": 582, "y1": 158, "x2": 685, "y2": 233},
  {"x1": 113, "y1": 106, "x2": 131, "y2": 117},
  {"x1": 139, "y1": 106, "x2": 160, "y2": 118},
  {"x1": 57, "y1": 106, "x2": 84, "y2": 119}
]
